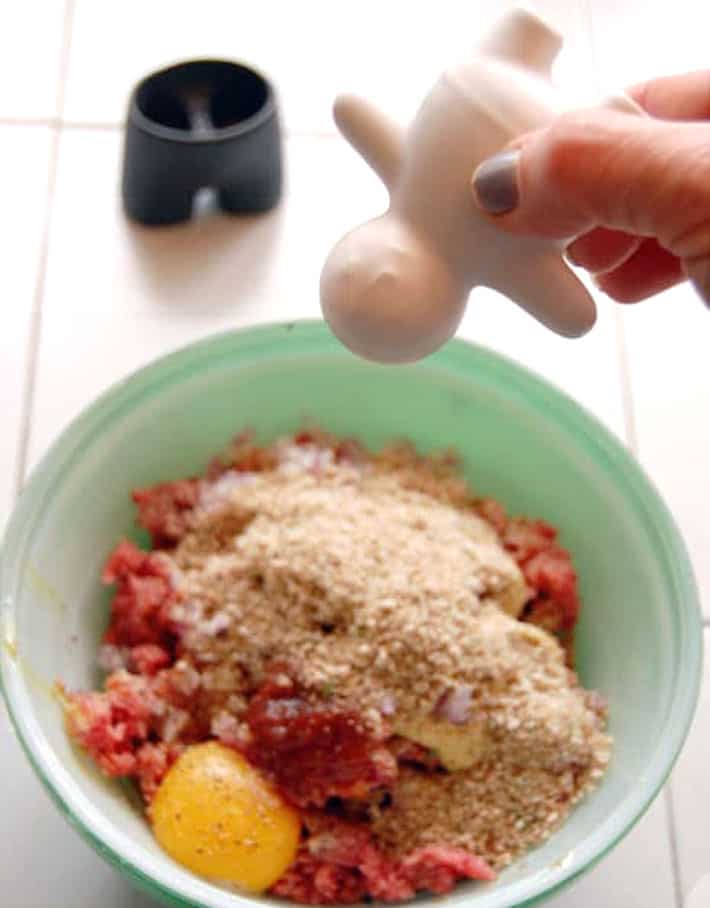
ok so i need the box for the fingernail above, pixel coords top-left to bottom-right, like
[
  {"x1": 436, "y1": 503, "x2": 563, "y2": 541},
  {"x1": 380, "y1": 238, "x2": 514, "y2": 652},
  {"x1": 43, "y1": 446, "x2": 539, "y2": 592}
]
[{"x1": 472, "y1": 150, "x2": 520, "y2": 214}]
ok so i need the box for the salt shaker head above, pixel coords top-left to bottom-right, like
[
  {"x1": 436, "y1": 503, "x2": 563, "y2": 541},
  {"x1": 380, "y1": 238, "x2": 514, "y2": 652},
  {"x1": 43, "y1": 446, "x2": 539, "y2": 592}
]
[
  {"x1": 320, "y1": 216, "x2": 465, "y2": 364},
  {"x1": 320, "y1": 7, "x2": 622, "y2": 364}
]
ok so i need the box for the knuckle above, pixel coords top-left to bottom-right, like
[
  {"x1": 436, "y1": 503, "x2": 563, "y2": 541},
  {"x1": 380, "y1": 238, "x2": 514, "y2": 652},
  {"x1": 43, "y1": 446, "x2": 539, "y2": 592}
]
[
  {"x1": 538, "y1": 114, "x2": 602, "y2": 192},
  {"x1": 656, "y1": 143, "x2": 710, "y2": 252}
]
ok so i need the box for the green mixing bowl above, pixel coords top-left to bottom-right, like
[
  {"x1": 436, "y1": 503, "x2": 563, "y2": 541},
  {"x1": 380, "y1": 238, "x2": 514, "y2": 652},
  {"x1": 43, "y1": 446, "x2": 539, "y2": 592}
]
[{"x1": 0, "y1": 320, "x2": 702, "y2": 908}]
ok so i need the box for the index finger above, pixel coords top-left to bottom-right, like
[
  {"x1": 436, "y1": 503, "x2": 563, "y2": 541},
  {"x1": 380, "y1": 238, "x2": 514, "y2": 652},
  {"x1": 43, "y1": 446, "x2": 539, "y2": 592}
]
[{"x1": 630, "y1": 70, "x2": 710, "y2": 120}]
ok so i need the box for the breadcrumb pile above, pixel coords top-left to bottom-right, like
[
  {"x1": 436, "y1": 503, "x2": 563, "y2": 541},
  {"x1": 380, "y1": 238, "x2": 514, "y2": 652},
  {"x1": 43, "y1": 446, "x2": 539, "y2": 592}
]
[{"x1": 161, "y1": 435, "x2": 611, "y2": 868}]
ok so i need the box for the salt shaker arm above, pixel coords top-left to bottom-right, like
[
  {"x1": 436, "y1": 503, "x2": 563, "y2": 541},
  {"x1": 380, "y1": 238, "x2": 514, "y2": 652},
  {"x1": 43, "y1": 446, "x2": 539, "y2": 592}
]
[{"x1": 333, "y1": 94, "x2": 405, "y2": 189}]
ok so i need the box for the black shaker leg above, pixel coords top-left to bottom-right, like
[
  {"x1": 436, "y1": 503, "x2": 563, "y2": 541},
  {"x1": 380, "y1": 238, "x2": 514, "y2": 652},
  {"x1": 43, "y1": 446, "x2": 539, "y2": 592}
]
[
  {"x1": 123, "y1": 184, "x2": 195, "y2": 226},
  {"x1": 218, "y1": 179, "x2": 280, "y2": 215},
  {"x1": 122, "y1": 108, "x2": 197, "y2": 225}
]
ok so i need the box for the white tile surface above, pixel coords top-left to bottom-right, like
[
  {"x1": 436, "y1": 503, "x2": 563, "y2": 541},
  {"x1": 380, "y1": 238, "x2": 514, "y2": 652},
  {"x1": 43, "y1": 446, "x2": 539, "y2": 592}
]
[
  {"x1": 669, "y1": 629, "x2": 710, "y2": 901},
  {"x1": 26, "y1": 127, "x2": 387, "y2": 466},
  {"x1": 0, "y1": 126, "x2": 53, "y2": 525},
  {"x1": 589, "y1": 0, "x2": 710, "y2": 89},
  {"x1": 545, "y1": 796, "x2": 677, "y2": 907},
  {"x1": 63, "y1": 0, "x2": 595, "y2": 132},
  {"x1": 620, "y1": 292, "x2": 710, "y2": 616},
  {"x1": 688, "y1": 873, "x2": 710, "y2": 908},
  {"x1": 0, "y1": 1, "x2": 67, "y2": 120},
  {"x1": 0, "y1": 708, "x2": 158, "y2": 907}
]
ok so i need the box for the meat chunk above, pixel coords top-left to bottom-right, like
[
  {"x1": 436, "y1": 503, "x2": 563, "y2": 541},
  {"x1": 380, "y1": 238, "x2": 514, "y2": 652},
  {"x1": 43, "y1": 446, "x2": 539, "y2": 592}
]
[
  {"x1": 503, "y1": 518, "x2": 581, "y2": 634},
  {"x1": 132, "y1": 479, "x2": 200, "y2": 547},
  {"x1": 102, "y1": 540, "x2": 177, "y2": 651},
  {"x1": 242, "y1": 671, "x2": 397, "y2": 807},
  {"x1": 272, "y1": 815, "x2": 494, "y2": 904}
]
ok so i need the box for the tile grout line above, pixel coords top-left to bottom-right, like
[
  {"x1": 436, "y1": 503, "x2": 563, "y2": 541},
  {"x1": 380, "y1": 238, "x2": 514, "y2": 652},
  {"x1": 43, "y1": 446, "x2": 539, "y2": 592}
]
[
  {"x1": 53, "y1": 0, "x2": 76, "y2": 120},
  {"x1": 584, "y1": 1, "x2": 684, "y2": 905},
  {"x1": 13, "y1": 0, "x2": 76, "y2": 497},
  {"x1": 56, "y1": 119, "x2": 123, "y2": 131},
  {"x1": 0, "y1": 116, "x2": 342, "y2": 139},
  {"x1": 13, "y1": 127, "x2": 59, "y2": 495},
  {"x1": 0, "y1": 116, "x2": 119, "y2": 128},
  {"x1": 613, "y1": 307, "x2": 640, "y2": 454},
  {"x1": 0, "y1": 116, "x2": 56, "y2": 127},
  {"x1": 665, "y1": 785, "x2": 686, "y2": 908}
]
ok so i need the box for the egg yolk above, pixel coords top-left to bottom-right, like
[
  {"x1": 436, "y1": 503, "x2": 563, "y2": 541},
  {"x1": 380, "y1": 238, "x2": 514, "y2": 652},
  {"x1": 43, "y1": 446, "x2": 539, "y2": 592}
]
[{"x1": 151, "y1": 742, "x2": 300, "y2": 892}]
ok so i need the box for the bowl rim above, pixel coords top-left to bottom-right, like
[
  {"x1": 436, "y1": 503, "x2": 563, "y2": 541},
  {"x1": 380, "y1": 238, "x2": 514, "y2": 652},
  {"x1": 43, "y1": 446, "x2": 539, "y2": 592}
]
[{"x1": 0, "y1": 319, "x2": 703, "y2": 908}]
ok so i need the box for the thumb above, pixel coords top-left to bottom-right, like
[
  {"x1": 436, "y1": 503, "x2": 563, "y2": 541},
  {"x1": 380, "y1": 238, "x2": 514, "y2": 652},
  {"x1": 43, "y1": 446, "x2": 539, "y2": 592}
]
[{"x1": 471, "y1": 109, "x2": 710, "y2": 263}]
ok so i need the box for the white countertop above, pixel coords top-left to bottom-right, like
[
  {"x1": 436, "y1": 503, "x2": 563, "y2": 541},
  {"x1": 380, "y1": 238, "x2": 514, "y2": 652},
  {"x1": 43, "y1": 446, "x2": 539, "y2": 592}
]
[{"x1": 1, "y1": 1, "x2": 708, "y2": 905}]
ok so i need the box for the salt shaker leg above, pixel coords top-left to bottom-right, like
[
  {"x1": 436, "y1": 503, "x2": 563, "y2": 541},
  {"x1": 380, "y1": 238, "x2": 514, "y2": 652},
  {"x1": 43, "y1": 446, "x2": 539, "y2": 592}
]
[{"x1": 502, "y1": 253, "x2": 598, "y2": 337}]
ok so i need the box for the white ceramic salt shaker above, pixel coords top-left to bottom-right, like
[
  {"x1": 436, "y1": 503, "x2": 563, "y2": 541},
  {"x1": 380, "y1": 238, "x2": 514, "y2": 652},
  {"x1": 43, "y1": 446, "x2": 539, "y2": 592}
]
[{"x1": 320, "y1": 7, "x2": 641, "y2": 363}]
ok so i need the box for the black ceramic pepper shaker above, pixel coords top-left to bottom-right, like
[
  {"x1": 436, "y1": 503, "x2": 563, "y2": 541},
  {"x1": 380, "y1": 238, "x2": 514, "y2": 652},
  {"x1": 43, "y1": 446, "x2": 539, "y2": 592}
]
[{"x1": 122, "y1": 59, "x2": 282, "y2": 226}]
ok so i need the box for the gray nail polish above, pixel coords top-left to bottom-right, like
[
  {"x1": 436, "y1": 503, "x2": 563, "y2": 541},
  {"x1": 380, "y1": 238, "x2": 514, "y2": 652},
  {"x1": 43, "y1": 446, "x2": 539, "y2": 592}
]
[{"x1": 472, "y1": 150, "x2": 520, "y2": 214}]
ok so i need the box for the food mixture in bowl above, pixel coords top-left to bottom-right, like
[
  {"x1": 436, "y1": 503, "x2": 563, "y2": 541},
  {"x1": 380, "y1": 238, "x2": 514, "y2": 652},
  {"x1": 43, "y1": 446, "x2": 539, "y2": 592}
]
[{"x1": 59, "y1": 430, "x2": 611, "y2": 904}]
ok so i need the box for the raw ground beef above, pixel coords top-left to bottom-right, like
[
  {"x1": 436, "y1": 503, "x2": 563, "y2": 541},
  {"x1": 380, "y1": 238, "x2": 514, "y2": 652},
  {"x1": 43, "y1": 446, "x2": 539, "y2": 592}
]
[
  {"x1": 101, "y1": 541, "x2": 177, "y2": 652},
  {"x1": 60, "y1": 431, "x2": 605, "y2": 904},
  {"x1": 243, "y1": 671, "x2": 398, "y2": 808},
  {"x1": 273, "y1": 816, "x2": 494, "y2": 904},
  {"x1": 132, "y1": 479, "x2": 201, "y2": 548},
  {"x1": 498, "y1": 515, "x2": 580, "y2": 660}
]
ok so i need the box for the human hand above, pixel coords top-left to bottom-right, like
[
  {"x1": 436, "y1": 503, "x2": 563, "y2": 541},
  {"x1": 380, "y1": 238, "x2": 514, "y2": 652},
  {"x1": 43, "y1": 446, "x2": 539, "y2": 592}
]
[{"x1": 471, "y1": 71, "x2": 710, "y2": 305}]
